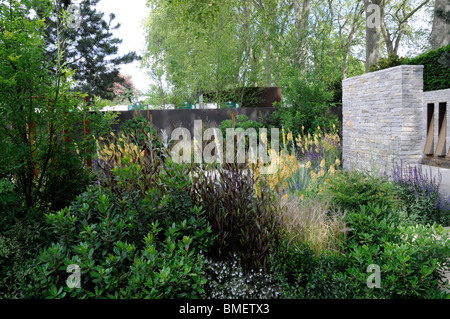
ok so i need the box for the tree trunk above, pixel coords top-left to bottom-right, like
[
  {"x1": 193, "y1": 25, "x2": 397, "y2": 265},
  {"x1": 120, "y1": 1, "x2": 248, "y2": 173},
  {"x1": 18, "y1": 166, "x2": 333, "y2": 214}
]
[
  {"x1": 293, "y1": 0, "x2": 311, "y2": 68},
  {"x1": 365, "y1": 0, "x2": 382, "y2": 72},
  {"x1": 430, "y1": 0, "x2": 450, "y2": 49}
]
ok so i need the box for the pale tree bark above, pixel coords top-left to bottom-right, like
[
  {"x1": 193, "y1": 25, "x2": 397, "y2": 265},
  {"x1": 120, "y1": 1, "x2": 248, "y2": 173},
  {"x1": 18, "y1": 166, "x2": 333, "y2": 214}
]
[
  {"x1": 365, "y1": 0, "x2": 382, "y2": 72},
  {"x1": 293, "y1": 0, "x2": 311, "y2": 68},
  {"x1": 430, "y1": 0, "x2": 450, "y2": 49}
]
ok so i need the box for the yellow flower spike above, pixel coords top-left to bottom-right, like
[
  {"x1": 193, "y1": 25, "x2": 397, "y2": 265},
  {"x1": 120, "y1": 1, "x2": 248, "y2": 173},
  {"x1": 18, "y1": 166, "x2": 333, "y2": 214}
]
[
  {"x1": 287, "y1": 132, "x2": 293, "y2": 142},
  {"x1": 335, "y1": 158, "x2": 340, "y2": 166},
  {"x1": 306, "y1": 161, "x2": 311, "y2": 169},
  {"x1": 320, "y1": 159, "x2": 325, "y2": 168},
  {"x1": 328, "y1": 164, "x2": 335, "y2": 176},
  {"x1": 318, "y1": 169, "x2": 325, "y2": 178}
]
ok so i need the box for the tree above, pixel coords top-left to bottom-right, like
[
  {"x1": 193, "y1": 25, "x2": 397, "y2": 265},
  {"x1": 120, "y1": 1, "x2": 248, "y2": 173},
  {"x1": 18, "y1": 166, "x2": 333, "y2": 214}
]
[
  {"x1": 430, "y1": 0, "x2": 450, "y2": 49},
  {"x1": 109, "y1": 73, "x2": 141, "y2": 105},
  {"x1": 365, "y1": 0, "x2": 382, "y2": 72},
  {"x1": 0, "y1": 0, "x2": 113, "y2": 212},
  {"x1": 143, "y1": 0, "x2": 246, "y2": 106},
  {"x1": 34, "y1": 0, "x2": 138, "y2": 101},
  {"x1": 380, "y1": 0, "x2": 432, "y2": 56}
]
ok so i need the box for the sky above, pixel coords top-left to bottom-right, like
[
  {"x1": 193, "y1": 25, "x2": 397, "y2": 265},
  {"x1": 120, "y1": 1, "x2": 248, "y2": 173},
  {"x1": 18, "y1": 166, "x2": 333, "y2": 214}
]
[{"x1": 95, "y1": 0, "x2": 151, "y2": 93}]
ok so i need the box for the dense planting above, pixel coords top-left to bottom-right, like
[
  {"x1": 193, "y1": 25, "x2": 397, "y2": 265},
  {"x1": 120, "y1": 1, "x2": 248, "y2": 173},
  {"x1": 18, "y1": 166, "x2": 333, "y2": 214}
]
[{"x1": 1, "y1": 0, "x2": 449, "y2": 301}]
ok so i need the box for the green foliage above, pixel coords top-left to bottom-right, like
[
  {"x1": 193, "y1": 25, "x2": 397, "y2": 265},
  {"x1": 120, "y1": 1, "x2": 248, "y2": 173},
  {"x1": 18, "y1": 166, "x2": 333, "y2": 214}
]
[
  {"x1": 0, "y1": 220, "x2": 50, "y2": 298},
  {"x1": 403, "y1": 44, "x2": 450, "y2": 91},
  {"x1": 40, "y1": 149, "x2": 93, "y2": 213},
  {"x1": 218, "y1": 114, "x2": 263, "y2": 154},
  {"x1": 369, "y1": 53, "x2": 408, "y2": 72},
  {"x1": 344, "y1": 203, "x2": 400, "y2": 247},
  {"x1": 191, "y1": 162, "x2": 281, "y2": 273},
  {"x1": 33, "y1": 0, "x2": 138, "y2": 100},
  {"x1": 394, "y1": 182, "x2": 450, "y2": 227},
  {"x1": 119, "y1": 115, "x2": 160, "y2": 148},
  {"x1": 218, "y1": 114, "x2": 263, "y2": 137},
  {"x1": 0, "y1": 178, "x2": 21, "y2": 228},
  {"x1": 322, "y1": 170, "x2": 397, "y2": 212},
  {"x1": 392, "y1": 163, "x2": 450, "y2": 226},
  {"x1": 270, "y1": 239, "x2": 353, "y2": 299},
  {"x1": 342, "y1": 204, "x2": 450, "y2": 298},
  {"x1": 270, "y1": 75, "x2": 339, "y2": 137},
  {"x1": 0, "y1": 1, "x2": 113, "y2": 213},
  {"x1": 25, "y1": 152, "x2": 213, "y2": 298},
  {"x1": 272, "y1": 203, "x2": 450, "y2": 299}
]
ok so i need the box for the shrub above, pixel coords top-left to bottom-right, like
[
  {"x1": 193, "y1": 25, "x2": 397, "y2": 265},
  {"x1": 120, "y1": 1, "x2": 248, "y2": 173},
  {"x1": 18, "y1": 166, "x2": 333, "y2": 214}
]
[
  {"x1": 119, "y1": 115, "x2": 161, "y2": 148},
  {"x1": 272, "y1": 203, "x2": 450, "y2": 299},
  {"x1": 403, "y1": 44, "x2": 450, "y2": 91},
  {"x1": 40, "y1": 149, "x2": 92, "y2": 213},
  {"x1": 0, "y1": 178, "x2": 21, "y2": 229},
  {"x1": 0, "y1": 2, "x2": 114, "y2": 212},
  {"x1": 392, "y1": 163, "x2": 450, "y2": 226},
  {"x1": 218, "y1": 114, "x2": 263, "y2": 138},
  {"x1": 0, "y1": 220, "x2": 50, "y2": 298},
  {"x1": 369, "y1": 53, "x2": 407, "y2": 72},
  {"x1": 25, "y1": 181, "x2": 212, "y2": 298},
  {"x1": 270, "y1": 238, "x2": 353, "y2": 299},
  {"x1": 270, "y1": 75, "x2": 339, "y2": 137},
  {"x1": 191, "y1": 162, "x2": 281, "y2": 273},
  {"x1": 25, "y1": 132, "x2": 214, "y2": 298},
  {"x1": 343, "y1": 204, "x2": 450, "y2": 298},
  {"x1": 322, "y1": 169, "x2": 397, "y2": 212}
]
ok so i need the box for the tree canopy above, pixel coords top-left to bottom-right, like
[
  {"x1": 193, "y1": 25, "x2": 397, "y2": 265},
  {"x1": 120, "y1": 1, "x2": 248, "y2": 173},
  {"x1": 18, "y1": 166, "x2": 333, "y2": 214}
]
[{"x1": 142, "y1": 0, "x2": 437, "y2": 105}]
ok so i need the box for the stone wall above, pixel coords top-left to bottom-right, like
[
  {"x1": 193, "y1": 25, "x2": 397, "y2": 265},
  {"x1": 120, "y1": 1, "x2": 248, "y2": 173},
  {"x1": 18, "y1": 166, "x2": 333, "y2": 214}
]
[{"x1": 342, "y1": 65, "x2": 425, "y2": 176}]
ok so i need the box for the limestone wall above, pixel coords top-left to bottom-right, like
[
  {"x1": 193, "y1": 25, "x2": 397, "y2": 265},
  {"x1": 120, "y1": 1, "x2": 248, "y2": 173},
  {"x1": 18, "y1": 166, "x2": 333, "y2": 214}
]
[{"x1": 342, "y1": 65, "x2": 426, "y2": 176}]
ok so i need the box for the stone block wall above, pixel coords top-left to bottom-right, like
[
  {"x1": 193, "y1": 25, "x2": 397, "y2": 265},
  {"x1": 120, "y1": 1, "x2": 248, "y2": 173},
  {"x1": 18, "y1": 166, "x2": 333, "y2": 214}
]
[{"x1": 342, "y1": 65, "x2": 425, "y2": 176}]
